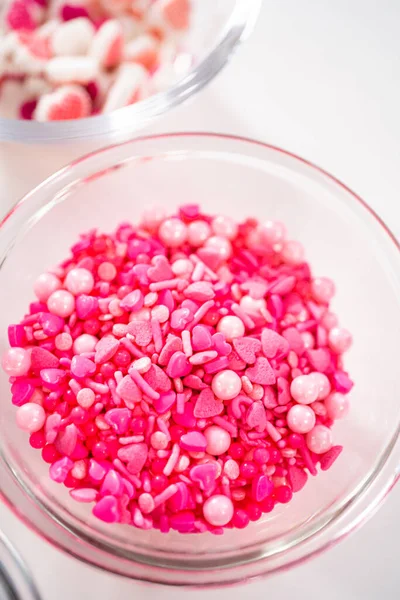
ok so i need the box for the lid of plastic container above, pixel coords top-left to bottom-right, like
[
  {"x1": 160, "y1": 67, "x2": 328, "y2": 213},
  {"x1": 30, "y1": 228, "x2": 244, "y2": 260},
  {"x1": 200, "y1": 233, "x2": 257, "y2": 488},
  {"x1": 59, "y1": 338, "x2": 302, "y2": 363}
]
[{"x1": 0, "y1": 531, "x2": 41, "y2": 600}]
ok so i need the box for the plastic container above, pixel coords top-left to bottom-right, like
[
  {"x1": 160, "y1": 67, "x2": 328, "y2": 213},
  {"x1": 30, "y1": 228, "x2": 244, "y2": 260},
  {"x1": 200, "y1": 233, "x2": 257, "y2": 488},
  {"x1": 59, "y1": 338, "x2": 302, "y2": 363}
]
[
  {"x1": 0, "y1": 1, "x2": 261, "y2": 143},
  {"x1": 0, "y1": 530, "x2": 42, "y2": 600},
  {"x1": 0, "y1": 133, "x2": 399, "y2": 586}
]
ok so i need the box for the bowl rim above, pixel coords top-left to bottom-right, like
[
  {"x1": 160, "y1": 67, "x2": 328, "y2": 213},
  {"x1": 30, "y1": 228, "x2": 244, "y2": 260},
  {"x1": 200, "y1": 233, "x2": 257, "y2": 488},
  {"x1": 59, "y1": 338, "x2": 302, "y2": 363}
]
[
  {"x1": 0, "y1": 0, "x2": 262, "y2": 143},
  {"x1": 0, "y1": 132, "x2": 399, "y2": 586}
]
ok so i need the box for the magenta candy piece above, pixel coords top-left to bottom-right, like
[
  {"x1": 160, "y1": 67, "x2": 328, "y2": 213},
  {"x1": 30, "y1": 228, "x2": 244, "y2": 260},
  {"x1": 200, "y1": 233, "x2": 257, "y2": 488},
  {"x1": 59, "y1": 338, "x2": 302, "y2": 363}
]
[
  {"x1": 227, "y1": 350, "x2": 247, "y2": 371},
  {"x1": 241, "y1": 280, "x2": 268, "y2": 299},
  {"x1": 100, "y1": 469, "x2": 124, "y2": 496},
  {"x1": 119, "y1": 290, "x2": 144, "y2": 312},
  {"x1": 180, "y1": 431, "x2": 207, "y2": 452},
  {"x1": 183, "y1": 374, "x2": 207, "y2": 390},
  {"x1": 45, "y1": 413, "x2": 61, "y2": 443},
  {"x1": 49, "y1": 457, "x2": 73, "y2": 483},
  {"x1": 39, "y1": 313, "x2": 65, "y2": 336},
  {"x1": 132, "y1": 263, "x2": 150, "y2": 285},
  {"x1": 30, "y1": 346, "x2": 59, "y2": 374},
  {"x1": 197, "y1": 247, "x2": 221, "y2": 270},
  {"x1": 128, "y1": 239, "x2": 151, "y2": 260},
  {"x1": 86, "y1": 81, "x2": 98, "y2": 102},
  {"x1": 158, "y1": 289, "x2": 175, "y2": 313},
  {"x1": 306, "y1": 348, "x2": 331, "y2": 373},
  {"x1": 127, "y1": 320, "x2": 152, "y2": 346},
  {"x1": 55, "y1": 424, "x2": 78, "y2": 456},
  {"x1": 232, "y1": 336, "x2": 261, "y2": 364},
  {"x1": 184, "y1": 282, "x2": 215, "y2": 302},
  {"x1": 70, "y1": 488, "x2": 97, "y2": 503},
  {"x1": 211, "y1": 332, "x2": 231, "y2": 356},
  {"x1": 70, "y1": 355, "x2": 96, "y2": 379},
  {"x1": 143, "y1": 364, "x2": 171, "y2": 392},
  {"x1": 153, "y1": 390, "x2": 176, "y2": 414},
  {"x1": 61, "y1": 4, "x2": 90, "y2": 21},
  {"x1": 246, "y1": 401, "x2": 267, "y2": 431},
  {"x1": 282, "y1": 327, "x2": 305, "y2": 356},
  {"x1": 267, "y1": 294, "x2": 284, "y2": 319},
  {"x1": 11, "y1": 380, "x2": 34, "y2": 406},
  {"x1": 252, "y1": 474, "x2": 273, "y2": 502},
  {"x1": 261, "y1": 328, "x2": 289, "y2": 360},
  {"x1": 104, "y1": 408, "x2": 132, "y2": 434},
  {"x1": 8, "y1": 324, "x2": 26, "y2": 347},
  {"x1": 277, "y1": 376, "x2": 291, "y2": 405},
  {"x1": 148, "y1": 256, "x2": 174, "y2": 282},
  {"x1": 95, "y1": 336, "x2": 119, "y2": 363},
  {"x1": 320, "y1": 445, "x2": 343, "y2": 471},
  {"x1": 75, "y1": 295, "x2": 98, "y2": 319},
  {"x1": 193, "y1": 387, "x2": 223, "y2": 418},
  {"x1": 246, "y1": 357, "x2": 276, "y2": 385},
  {"x1": 88, "y1": 459, "x2": 107, "y2": 481},
  {"x1": 40, "y1": 368, "x2": 66, "y2": 390},
  {"x1": 180, "y1": 203, "x2": 199, "y2": 219},
  {"x1": 93, "y1": 496, "x2": 121, "y2": 523},
  {"x1": 333, "y1": 371, "x2": 353, "y2": 394},
  {"x1": 166, "y1": 351, "x2": 192, "y2": 378},
  {"x1": 287, "y1": 465, "x2": 308, "y2": 492},
  {"x1": 158, "y1": 335, "x2": 183, "y2": 366},
  {"x1": 203, "y1": 356, "x2": 229, "y2": 374},
  {"x1": 189, "y1": 462, "x2": 218, "y2": 492},
  {"x1": 170, "y1": 308, "x2": 193, "y2": 331},
  {"x1": 268, "y1": 276, "x2": 296, "y2": 296},
  {"x1": 20, "y1": 99, "x2": 37, "y2": 120},
  {"x1": 117, "y1": 442, "x2": 148, "y2": 474},
  {"x1": 191, "y1": 325, "x2": 212, "y2": 351},
  {"x1": 174, "y1": 402, "x2": 196, "y2": 428},
  {"x1": 170, "y1": 511, "x2": 195, "y2": 533},
  {"x1": 116, "y1": 375, "x2": 142, "y2": 406},
  {"x1": 167, "y1": 482, "x2": 189, "y2": 512}
]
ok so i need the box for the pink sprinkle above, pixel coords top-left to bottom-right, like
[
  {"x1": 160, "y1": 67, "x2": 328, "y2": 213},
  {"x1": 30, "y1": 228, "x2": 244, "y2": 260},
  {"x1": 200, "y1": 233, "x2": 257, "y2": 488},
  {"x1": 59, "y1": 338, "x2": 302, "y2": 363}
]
[
  {"x1": 151, "y1": 318, "x2": 163, "y2": 353},
  {"x1": 166, "y1": 351, "x2": 192, "y2": 378},
  {"x1": 129, "y1": 367, "x2": 160, "y2": 400},
  {"x1": 49, "y1": 457, "x2": 73, "y2": 483},
  {"x1": 319, "y1": 445, "x2": 343, "y2": 471},
  {"x1": 231, "y1": 303, "x2": 255, "y2": 329},
  {"x1": 189, "y1": 350, "x2": 218, "y2": 365},
  {"x1": 181, "y1": 330, "x2": 193, "y2": 357},
  {"x1": 180, "y1": 431, "x2": 207, "y2": 452},
  {"x1": 154, "y1": 483, "x2": 179, "y2": 507},
  {"x1": 163, "y1": 443, "x2": 180, "y2": 476},
  {"x1": 203, "y1": 356, "x2": 229, "y2": 374},
  {"x1": 265, "y1": 421, "x2": 282, "y2": 442},
  {"x1": 70, "y1": 488, "x2": 98, "y2": 503}
]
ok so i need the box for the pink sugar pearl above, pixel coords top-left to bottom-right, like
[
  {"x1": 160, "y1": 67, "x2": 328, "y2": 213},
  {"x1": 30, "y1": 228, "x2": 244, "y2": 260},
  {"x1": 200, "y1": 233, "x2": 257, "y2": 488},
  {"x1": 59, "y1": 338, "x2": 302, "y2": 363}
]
[
  {"x1": 309, "y1": 372, "x2": 331, "y2": 400},
  {"x1": 311, "y1": 277, "x2": 335, "y2": 304},
  {"x1": 306, "y1": 425, "x2": 333, "y2": 454},
  {"x1": 260, "y1": 220, "x2": 286, "y2": 245},
  {"x1": 16, "y1": 402, "x2": 46, "y2": 433},
  {"x1": 73, "y1": 334, "x2": 98, "y2": 355},
  {"x1": 47, "y1": 289, "x2": 75, "y2": 318},
  {"x1": 65, "y1": 268, "x2": 94, "y2": 295},
  {"x1": 33, "y1": 272, "x2": 61, "y2": 302},
  {"x1": 281, "y1": 240, "x2": 304, "y2": 265},
  {"x1": 211, "y1": 215, "x2": 238, "y2": 240},
  {"x1": 287, "y1": 404, "x2": 316, "y2": 434},
  {"x1": 205, "y1": 235, "x2": 232, "y2": 260},
  {"x1": 76, "y1": 387, "x2": 96, "y2": 408},
  {"x1": 212, "y1": 369, "x2": 242, "y2": 400},
  {"x1": 187, "y1": 220, "x2": 211, "y2": 246},
  {"x1": 325, "y1": 392, "x2": 349, "y2": 420},
  {"x1": 239, "y1": 295, "x2": 266, "y2": 315},
  {"x1": 290, "y1": 374, "x2": 319, "y2": 405},
  {"x1": 204, "y1": 425, "x2": 231, "y2": 456},
  {"x1": 2, "y1": 347, "x2": 31, "y2": 376},
  {"x1": 158, "y1": 218, "x2": 187, "y2": 247},
  {"x1": 203, "y1": 494, "x2": 234, "y2": 527},
  {"x1": 98, "y1": 262, "x2": 117, "y2": 282},
  {"x1": 55, "y1": 332, "x2": 73, "y2": 351},
  {"x1": 217, "y1": 315, "x2": 245, "y2": 341},
  {"x1": 328, "y1": 327, "x2": 352, "y2": 354}
]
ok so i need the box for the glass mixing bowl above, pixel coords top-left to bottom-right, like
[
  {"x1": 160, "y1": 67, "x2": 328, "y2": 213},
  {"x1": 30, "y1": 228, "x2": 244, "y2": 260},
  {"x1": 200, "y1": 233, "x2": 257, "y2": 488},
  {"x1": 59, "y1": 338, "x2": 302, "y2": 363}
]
[
  {"x1": 0, "y1": 1, "x2": 261, "y2": 143},
  {"x1": 0, "y1": 133, "x2": 399, "y2": 586},
  {"x1": 0, "y1": 530, "x2": 42, "y2": 600}
]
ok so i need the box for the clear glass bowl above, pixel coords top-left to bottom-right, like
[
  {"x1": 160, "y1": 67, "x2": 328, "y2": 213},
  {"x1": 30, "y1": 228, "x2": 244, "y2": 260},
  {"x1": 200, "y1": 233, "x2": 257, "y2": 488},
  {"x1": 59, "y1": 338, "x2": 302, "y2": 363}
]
[
  {"x1": 0, "y1": 1, "x2": 261, "y2": 143},
  {"x1": 0, "y1": 530, "x2": 42, "y2": 600},
  {"x1": 0, "y1": 133, "x2": 399, "y2": 586}
]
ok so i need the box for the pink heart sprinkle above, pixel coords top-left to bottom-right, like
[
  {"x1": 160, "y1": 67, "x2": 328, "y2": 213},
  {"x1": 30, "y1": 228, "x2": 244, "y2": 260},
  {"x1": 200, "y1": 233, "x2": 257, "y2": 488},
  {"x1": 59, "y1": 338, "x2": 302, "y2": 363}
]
[
  {"x1": 40, "y1": 368, "x2": 66, "y2": 390},
  {"x1": 268, "y1": 276, "x2": 296, "y2": 296},
  {"x1": 148, "y1": 255, "x2": 174, "y2": 282},
  {"x1": 306, "y1": 348, "x2": 331, "y2": 373},
  {"x1": 30, "y1": 346, "x2": 59, "y2": 374},
  {"x1": 55, "y1": 424, "x2": 78, "y2": 457},
  {"x1": 263, "y1": 386, "x2": 277, "y2": 408},
  {"x1": 194, "y1": 388, "x2": 223, "y2": 418},
  {"x1": 153, "y1": 390, "x2": 176, "y2": 414},
  {"x1": 196, "y1": 248, "x2": 222, "y2": 270},
  {"x1": 246, "y1": 357, "x2": 276, "y2": 385},
  {"x1": 212, "y1": 332, "x2": 232, "y2": 356},
  {"x1": 233, "y1": 336, "x2": 261, "y2": 364},
  {"x1": 49, "y1": 457, "x2": 73, "y2": 483},
  {"x1": 183, "y1": 374, "x2": 207, "y2": 390},
  {"x1": 241, "y1": 280, "x2": 268, "y2": 299},
  {"x1": 166, "y1": 351, "x2": 192, "y2": 378},
  {"x1": 11, "y1": 380, "x2": 34, "y2": 406},
  {"x1": 127, "y1": 321, "x2": 152, "y2": 346},
  {"x1": 75, "y1": 294, "x2": 98, "y2": 320},
  {"x1": 158, "y1": 335, "x2": 182, "y2": 366},
  {"x1": 39, "y1": 313, "x2": 65, "y2": 336},
  {"x1": 246, "y1": 401, "x2": 267, "y2": 431},
  {"x1": 180, "y1": 431, "x2": 207, "y2": 452},
  {"x1": 277, "y1": 376, "x2": 291, "y2": 405},
  {"x1": 118, "y1": 442, "x2": 148, "y2": 474},
  {"x1": 191, "y1": 325, "x2": 213, "y2": 351},
  {"x1": 70, "y1": 356, "x2": 96, "y2": 379},
  {"x1": 143, "y1": 364, "x2": 172, "y2": 392},
  {"x1": 45, "y1": 413, "x2": 62, "y2": 443},
  {"x1": 282, "y1": 327, "x2": 305, "y2": 356},
  {"x1": 88, "y1": 459, "x2": 107, "y2": 481},
  {"x1": 158, "y1": 289, "x2": 175, "y2": 312},
  {"x1": 132, "y1": 263, "x2": 150, "y2": 285},
  {"x1": 100, "y1": 470, "x2": 124, "y2": 497},
  {"x1": 104, "y1": 408, "x2": 132, "y2": 434},
  {"x1": 261, "y1": 329, "x2": 289, "y2": 360},
  {"x1": 95, "y1": 335, "x2": 119, "y2": 363},
  {"x1": 287, "y1": 465, "x2": 308, "y2": 492},
  {"x1": 189, "y1": 462, "x2": 218, "y2": 492},
  {"x1": 119, "y1": 290, "x2": 144, "y2": 312},
  {"x1": 319, "y1": 445, "x2": 343, "y2": 471},
  {"x1": 116, "y1": 375, "x2": 142, "y2": 407},
  {"x1": 93, "y1": 496, "x2": 121, "y2": 523},
  {"x1": 184, "y1": 281, "x2": 215, "y2": 302},
  {"x1": 173, "y1": 402, "x2": 196, "y2": 428},
  {"x1": 170, "y1": 308, "x2": 193, "y2": 331},
  {"x1": 333, "y1": 371, "x2": 353, "y2": 394},
  {"x1": 251, "y1": 474, "x2": 273, "y2": 501}
]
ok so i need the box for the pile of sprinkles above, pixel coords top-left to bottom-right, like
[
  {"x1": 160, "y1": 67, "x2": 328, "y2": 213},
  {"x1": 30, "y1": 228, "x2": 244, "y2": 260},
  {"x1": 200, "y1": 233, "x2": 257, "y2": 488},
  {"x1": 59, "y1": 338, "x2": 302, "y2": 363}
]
[{"x1": 1, "y1": 205, "x2": 353, "y2": 534}]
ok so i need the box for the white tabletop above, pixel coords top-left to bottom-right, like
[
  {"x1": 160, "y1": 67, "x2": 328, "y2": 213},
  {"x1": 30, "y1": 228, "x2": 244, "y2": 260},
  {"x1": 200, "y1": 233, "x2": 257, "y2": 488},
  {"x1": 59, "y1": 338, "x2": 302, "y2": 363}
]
[{"x1": 1, "y1": 1, "x2": 399, "y2": 597}]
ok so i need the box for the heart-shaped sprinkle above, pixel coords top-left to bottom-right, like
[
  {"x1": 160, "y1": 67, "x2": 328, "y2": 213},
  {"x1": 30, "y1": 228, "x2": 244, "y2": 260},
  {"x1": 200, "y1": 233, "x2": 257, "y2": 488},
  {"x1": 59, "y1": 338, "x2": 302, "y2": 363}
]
[
  {"x1": 180, "y1": 431, "x2": 207, "y2": 452},
  {"x1": 55, "y1": 424, "x2": 78, "y2": 457},
  {"x1": 246, "y1": 401, "x2": 267, "y2": 431},
  {"x1": 189, "y1": 462, "x2": 218, "y2": 492},
  {"x1": 11, "y1": 380, "x2": 34, "y2": 406},
  {"x1": 182, "y1": 374, "x2": 207, "y2": 390},
  {"x1": 306, "y1": 348, "x2": 331, "y2": 373},
  {"x1": 268, "y1": 276, "x2": 296, "y2": 295},
  {"x1": 127, "y1": 321, "x2": 152, "y2": 346},
  {"x1": 45, "y1": 413, "x2": 62, "y2": 444},
  {"x1": 100, "y1": 470, "x2": 124, "y2": 497},
  {"x1": 93, "y1": 496, "x2": 121, "y2": 523},
  {"x1": 246, "y1": 357, "x2": 276, "y2": 385},
  {"x1": 277, "y1": 376, "x2": 291, "y2": 405},
  {"x1": 194, "y1": 388, "x2": 223, "y2": 418},
  {"x1": 166, "y1": 351, "x2": 192, "y2": 378},
  {"x1": 196, "y1": 248, "x2": 222, "y2": 270},
  {"x1": 173, "y1": 402, "x2": 196, "y2": 428},
  {"x1": 170, "y1": 308, "x2": 193, "y2": 331},
  {"x1": 95, "y1": 335, "x2": 119, "y2": 363},
  {"x1": 143, "y1": 364, "x2": 172, "y2": 392},
  {"x1": 241, "y1": 280, "x2": 268, "y2": 299},
  {"x1": 191, "y1": 325, "x2": 212, "y2": 351},
  {"x1": 319, "y1": 445, "x2": 343, "y2": 471},
  {"x1": 75, "y1": 294, "x2": 99, "y2": 320},
  {"x1": 227, "y1": 350, "x2": 247, "y2": 371},
  {"x1": 332, "y1": 371, "x2": 353, "y2": 393},
  {"x1": 30, "y1": 346, "x2": 59, "y2": 374},
  {"x1": 282, "y1": 327, "x2": 305, "y2": 356},
  {"x1": 148, "y1": 255, "x2": 174, "y2": 282},
  {"x1": 116, "y1": 375, "x2": 142, "y2": 407},
  {"x1": 118, "y1": 442, "x2": 148, "y2": 474},
  {"x1": 233, "y1": 336, "x2": 261, "y2": 364},
  {"x1": 153, "y1": 390, "x2": 176, "y2": 414},
  {"x1": 158, "y1": 335, "x2": 182, "y2": 366},
  {"x1": 40, "y1": 368, "x2": 66, "y2": 390},
  {"x1": 70, "y1": 356, "x2": 96, "y2": 379},
  {"x1": 49, "y1": 457, "x2": 73, "y2": 483},
  {"x1": 158, "y1": 289, "x2": 175, "y2": 313},
  {"x1": 104, "y1": 408, "x2": 131, "y2": 434},
  {"x1": 88, "y1": 459, "x2": 107, "y2": 481},
  {"x1": 8, "y1": 324, "x2": 26, "y2": 347},
  {"x1": 119, "y1": 290, "x2": 144, "y2": 312},
  {"x1": 287, "y1": 465, "x2": 308, "y2": 492},
  {"x1": 39, "y1": 313, "x2": 65, "y2": 336},
  {"x1": 261, "y1": 329, "x2": 289, "y2": 360},
  {"x1": 212, "y1": 332, "x2": 232, "y2": 356},
  {"x1": 184, "y1": 281, "x2": 215, "y2": 302}
]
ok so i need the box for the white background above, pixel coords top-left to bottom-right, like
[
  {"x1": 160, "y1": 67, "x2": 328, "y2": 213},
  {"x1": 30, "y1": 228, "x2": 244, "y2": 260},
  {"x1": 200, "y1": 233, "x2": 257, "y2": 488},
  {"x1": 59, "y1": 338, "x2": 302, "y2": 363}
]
[{"x1": 1, "y1": 1, "x2": 399, "y2": 597}]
